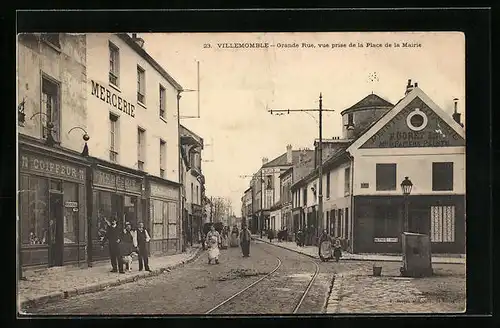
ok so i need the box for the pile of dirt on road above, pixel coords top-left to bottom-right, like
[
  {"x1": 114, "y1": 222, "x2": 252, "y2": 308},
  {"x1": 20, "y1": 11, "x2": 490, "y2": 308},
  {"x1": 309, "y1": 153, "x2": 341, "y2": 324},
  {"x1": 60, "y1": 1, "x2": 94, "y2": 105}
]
[{"x1": 217, "y1": 268, "x2": 268, "y2": 281}]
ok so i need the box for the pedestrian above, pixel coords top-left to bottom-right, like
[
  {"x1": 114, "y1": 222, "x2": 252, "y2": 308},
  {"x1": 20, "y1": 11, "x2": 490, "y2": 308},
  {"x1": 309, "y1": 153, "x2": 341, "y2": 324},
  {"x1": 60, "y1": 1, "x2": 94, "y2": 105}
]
[
  {"x1": 101, "y1": 217, "x2": 125, "y2": 274},
  {"x1": 136, "y1": 221, "x2": 151, "y2": 272},
  {"x1": 206, "y1": 225, "x2": 221, "y2": 264},
  {"x1": 318, "y1": 229, "x2": 333, "y2": 260},
  {"x1": 268, "y1": 229, "x2": 274, "y2": 243},
  {"x1": 120, "y1": 222, "x2": 135, "y2": 272},
  {"x1": 239, "y1": 224, "x2": 251, "y2": 257}
]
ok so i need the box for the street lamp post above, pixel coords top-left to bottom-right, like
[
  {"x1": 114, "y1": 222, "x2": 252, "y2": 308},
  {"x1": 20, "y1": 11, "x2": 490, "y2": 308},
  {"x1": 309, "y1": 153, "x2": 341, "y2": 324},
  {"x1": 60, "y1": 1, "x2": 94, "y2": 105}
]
[{"x1": 400, "y1": 176, "x2": 413, "y2": 232}]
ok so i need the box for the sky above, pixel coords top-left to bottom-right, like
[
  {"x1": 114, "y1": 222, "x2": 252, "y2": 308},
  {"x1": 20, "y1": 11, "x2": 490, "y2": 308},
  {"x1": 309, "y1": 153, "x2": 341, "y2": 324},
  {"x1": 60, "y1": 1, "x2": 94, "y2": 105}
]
[{"x1": 141, "y1": 32, "x2": 465, "y2": 215}]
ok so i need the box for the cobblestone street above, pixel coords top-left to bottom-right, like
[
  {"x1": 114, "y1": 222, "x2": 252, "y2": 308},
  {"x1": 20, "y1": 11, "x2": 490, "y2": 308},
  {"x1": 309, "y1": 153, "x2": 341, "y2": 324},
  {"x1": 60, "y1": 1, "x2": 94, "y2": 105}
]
[
  {"x1": 20, "y1": 239, "x2": 465, "y2": 315},
  {"x1": 326, "y1": 262, "x2": 466, "y2": 314}
]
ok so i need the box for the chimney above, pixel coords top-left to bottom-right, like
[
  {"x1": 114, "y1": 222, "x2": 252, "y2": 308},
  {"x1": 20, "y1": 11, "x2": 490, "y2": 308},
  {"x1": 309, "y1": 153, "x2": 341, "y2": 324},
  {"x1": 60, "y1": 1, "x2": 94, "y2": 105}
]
[
  {"x1": 405, "y1": 79, "x2": 414, "y2": 95},
  {"x1": 262, "y1": 157, "x2": 268, "y2": 165},
  {"x1": 131, "y1": 33, "x2": 145, "y2": 48},
  {"x1": 452, "y1": 98, "x2": 464, "y2": 127},
  {"x1": 286, "y1": 144, "x2": 293, "y2": 164}
]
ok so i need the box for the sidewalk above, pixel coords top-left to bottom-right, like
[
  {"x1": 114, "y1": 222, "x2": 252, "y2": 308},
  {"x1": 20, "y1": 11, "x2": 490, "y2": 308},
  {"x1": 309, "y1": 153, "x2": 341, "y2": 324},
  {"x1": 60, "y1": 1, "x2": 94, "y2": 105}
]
[
  {"x1": 251, "y1": 236, "x2": 465, "y2": 265},
  {"x1": 18, "y1": 246, "x2": 202, "y2": 312}
]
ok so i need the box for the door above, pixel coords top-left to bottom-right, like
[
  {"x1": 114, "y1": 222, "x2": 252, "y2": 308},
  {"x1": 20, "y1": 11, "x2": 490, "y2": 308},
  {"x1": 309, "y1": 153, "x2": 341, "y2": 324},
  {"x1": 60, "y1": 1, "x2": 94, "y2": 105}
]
[{"x1": 49, "y1": 192, "x2": 64, "y2": 267}]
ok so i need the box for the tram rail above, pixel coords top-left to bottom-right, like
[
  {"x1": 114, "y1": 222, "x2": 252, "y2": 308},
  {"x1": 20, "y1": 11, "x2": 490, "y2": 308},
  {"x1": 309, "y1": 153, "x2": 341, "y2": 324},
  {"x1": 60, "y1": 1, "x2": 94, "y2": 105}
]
[{"x1": 205, "y1": 241, "x2": 321, "y2": 315}]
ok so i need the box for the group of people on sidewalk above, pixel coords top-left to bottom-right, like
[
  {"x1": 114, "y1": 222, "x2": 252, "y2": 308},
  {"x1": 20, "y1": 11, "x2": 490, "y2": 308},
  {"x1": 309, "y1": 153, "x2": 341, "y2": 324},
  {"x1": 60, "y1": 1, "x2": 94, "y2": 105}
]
[
  {"x1": 100, "y1": 218, "x2": 151, "y2": 274},
  {"x1": 204, "y1": 224, "x2": 252, "y2": 264}
]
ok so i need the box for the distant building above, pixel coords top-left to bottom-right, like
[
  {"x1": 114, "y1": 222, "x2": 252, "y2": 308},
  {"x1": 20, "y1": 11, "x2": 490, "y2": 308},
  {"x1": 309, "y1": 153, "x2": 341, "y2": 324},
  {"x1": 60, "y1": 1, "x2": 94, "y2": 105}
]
[
  {"x1": 246, "y1": 145, "x2": 314, "y2": 234},
  {"x1": 180, "y1": 124, "x2": 205, "y2": 247}
]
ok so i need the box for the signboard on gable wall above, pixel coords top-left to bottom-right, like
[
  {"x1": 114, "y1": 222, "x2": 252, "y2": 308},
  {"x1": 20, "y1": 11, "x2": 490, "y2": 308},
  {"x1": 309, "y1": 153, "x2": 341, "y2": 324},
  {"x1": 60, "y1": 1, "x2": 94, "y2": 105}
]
[{"x1": 360, "y1": 97, "x2": 465, "y2": 149}]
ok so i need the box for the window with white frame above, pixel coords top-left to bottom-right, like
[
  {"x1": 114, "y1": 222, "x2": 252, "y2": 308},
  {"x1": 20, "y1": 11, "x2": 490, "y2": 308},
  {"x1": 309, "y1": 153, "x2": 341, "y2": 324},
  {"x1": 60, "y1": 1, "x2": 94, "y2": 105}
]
[
  {"x1": 159, "y1": 84, "x2": 166, "y2": 118},
  {"x1": 109, "y1": 42, "x2": 120, "y2": 86},
  {"x1": 137, "y1": 128, "x2": 146, "y2": 171},
  {"x1": 160, "y1": 139, "x2": 166, "y2": 178},
  {"x1": 109, "y1": 113, "x2": 119, "y2": 162},
  {"x1": 41, "y1": 76, "x2": 60, "y2": 141},
  {"x1": 137, "y1": 66, "x2": 146, "y2": 104},
  {"x1": 430, "y1": 205, "x2": 455, "y2": 242}
]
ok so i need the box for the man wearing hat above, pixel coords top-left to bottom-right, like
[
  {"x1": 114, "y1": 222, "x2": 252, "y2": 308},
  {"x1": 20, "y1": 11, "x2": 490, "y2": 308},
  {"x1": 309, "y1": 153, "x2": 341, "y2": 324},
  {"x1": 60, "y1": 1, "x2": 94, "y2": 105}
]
[{"x1": 101, "y1": 217, "x2": 125, "y2": 273}]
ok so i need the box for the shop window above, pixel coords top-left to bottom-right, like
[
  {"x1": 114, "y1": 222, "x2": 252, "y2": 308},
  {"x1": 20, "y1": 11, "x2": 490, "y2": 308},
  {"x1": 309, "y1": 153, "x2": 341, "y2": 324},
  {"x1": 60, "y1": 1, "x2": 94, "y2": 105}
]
[
  {"x1": 374, "y1": 205, "x2": 399, "y2": 237},
  {"x1": 432, "y1": 162, "x2": 454, "y2": 191},
  {"x1": 303, "y1": 187, "x2": 307, "y2": 206},
  {"x1": 63, "y1": 182, "x2": 79, "y2": 244},
  {"x1": 22, "y1": 176, "x2": 49, "y2": 245},
  {"x1": 94, "y1": 191, "x2": 112, "y2": 241},
  {"x1": 41, "y1": 76, "x2": 61, "y2": 142},
  {"x1": 109, "y1": 42, "x2": 120, "y2": 86},
  {"x1": 167, "y1": 202, "x2": 178, "y2": 239},
  {"x1": 152, "y1": 199, "x2": 164, "y2": 239},
  {"x1": 376, "y1": 163, "x2": 397, "y2": 191},
  {"x1": 430, "y1": 206, "x2": 455, "y2": 242}
]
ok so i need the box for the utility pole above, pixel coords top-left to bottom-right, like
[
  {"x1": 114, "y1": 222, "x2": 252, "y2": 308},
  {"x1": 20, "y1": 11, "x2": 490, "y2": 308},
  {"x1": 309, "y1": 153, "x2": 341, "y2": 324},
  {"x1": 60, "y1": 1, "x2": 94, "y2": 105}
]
[{"x1": 268, "y1": 94, "x2": 335, "y2": 240}]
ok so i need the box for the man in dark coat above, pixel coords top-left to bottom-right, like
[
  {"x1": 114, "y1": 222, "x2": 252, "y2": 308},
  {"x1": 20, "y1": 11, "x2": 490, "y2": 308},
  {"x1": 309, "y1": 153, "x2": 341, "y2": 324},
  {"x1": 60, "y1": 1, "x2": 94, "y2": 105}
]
[
  {"x1": 101, "y1": 217, "x2": 124, "y2": 273},
  {"x1": 136, "y1": 221, "x2": 151, "y2": 271}
]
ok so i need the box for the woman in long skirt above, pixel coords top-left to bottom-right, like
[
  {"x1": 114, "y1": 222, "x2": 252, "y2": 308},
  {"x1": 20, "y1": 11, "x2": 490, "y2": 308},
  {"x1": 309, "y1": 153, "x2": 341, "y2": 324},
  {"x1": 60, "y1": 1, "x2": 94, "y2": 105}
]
[{"x1": 206, "y1": 225, "x2": 221, "y2": 264}]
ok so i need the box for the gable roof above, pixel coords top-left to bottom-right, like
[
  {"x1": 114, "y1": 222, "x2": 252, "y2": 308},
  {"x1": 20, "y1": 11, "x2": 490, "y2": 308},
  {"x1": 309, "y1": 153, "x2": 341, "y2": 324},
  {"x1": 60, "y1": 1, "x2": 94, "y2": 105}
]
[
  {"x1": 347, "y1": 87, "x2": 465, "y2": 153},
  {"x1": 262, "y1": 150, "x2": 314, "y2": 168},
  {"x1": 340, "y1": 93, "x2": 394, "y2": 115}
]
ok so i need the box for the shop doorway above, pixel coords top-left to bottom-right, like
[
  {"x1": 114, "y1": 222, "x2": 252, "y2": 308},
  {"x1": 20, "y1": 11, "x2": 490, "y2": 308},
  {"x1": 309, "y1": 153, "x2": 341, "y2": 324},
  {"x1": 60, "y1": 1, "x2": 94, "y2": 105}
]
[{"x1": 49, "y1": 191, "x2": 64, "y2": 267}]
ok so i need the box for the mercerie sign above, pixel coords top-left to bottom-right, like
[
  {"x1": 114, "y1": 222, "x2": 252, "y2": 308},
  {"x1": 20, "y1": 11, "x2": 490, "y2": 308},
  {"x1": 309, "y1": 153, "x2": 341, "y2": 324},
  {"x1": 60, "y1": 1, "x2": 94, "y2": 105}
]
[{"x1": 91, "y1": 80, "x2": 135, "y2": 118}]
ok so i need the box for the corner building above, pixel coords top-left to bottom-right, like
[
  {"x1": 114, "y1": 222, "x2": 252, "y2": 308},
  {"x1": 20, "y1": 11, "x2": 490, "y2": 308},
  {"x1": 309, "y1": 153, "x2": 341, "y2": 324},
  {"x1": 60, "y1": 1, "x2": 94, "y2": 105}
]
[
  {"x1": 85, "y1": 33, "x2": 183, "y2": 260},
  {"x1": 17, "y1": 33, "x2": 89, "y2": 268}
]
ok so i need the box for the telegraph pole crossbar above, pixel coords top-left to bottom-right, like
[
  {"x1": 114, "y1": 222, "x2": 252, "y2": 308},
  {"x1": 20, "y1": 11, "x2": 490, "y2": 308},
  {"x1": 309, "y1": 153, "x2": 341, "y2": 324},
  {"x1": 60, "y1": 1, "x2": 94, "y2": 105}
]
[{"x1": 268, "y1": 94, "x2": 334, "y2": 241}]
